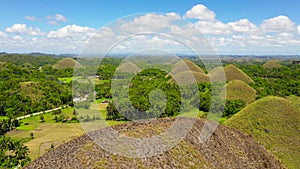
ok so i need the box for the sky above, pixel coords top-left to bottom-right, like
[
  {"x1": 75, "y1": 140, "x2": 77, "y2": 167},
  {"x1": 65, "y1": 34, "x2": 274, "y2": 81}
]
[{"x1": 1, "y1": 0, "x2": 300, "y2": 55}]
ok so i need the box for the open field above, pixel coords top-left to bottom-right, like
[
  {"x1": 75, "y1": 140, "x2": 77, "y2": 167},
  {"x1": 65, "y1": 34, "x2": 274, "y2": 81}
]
[{"x1": 6, "y1": 104, "x2": 126, "y2": 160}]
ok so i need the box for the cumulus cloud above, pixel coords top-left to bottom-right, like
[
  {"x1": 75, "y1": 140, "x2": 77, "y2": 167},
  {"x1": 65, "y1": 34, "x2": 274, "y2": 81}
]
[
  {"x1": 260, "y1": 15, "x2": 296, "y2": 32},
  {"x1": 227, "y1": 19, "x2": 258, "y2": 34},
  {"x1": 119, "y1": 13, "x2": 180, "y2": 33},
  {"x1": 184, "y1": 4, "x2": 216, "y2": 21},
  {"x1": 6, "y1": 24, "x2": 43, "y2": 36},
  {"x1": 25, "y1": 16, "x2": 36, "y2": 21},
  {"x1": 195, "y1": 20, "x2": 231, "y2": 35},
  {"x1": 0, "y1": 31, "x2": 6, "y2": 37},
  {"x1": 2, "y1": 4, "x2": 300, "y2": 54},
  {"x1": 47, "y1": 24, "x2": 96, "y2": 38},
  {"x1": 46, "y1": 14, "x2": 67, "y2": 24}
]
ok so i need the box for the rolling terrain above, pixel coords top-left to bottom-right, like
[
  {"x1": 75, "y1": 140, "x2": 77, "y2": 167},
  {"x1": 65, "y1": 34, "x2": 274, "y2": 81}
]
[
  {"x1": 225, "y1": 96, "x2": 300, "y2": 169},
  {"x1": 25, "y1": 118, "x2": 284, "y2": 169}
]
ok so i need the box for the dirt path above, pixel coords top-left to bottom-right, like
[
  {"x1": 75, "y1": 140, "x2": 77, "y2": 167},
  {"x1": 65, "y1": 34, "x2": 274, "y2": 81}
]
[{"x1": 16, "y1": 106, "x2": 67, "y2": 120}]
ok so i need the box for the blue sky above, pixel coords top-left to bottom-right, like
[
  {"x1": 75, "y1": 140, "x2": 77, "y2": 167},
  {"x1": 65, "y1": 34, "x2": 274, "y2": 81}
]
[{"x1": 1, "y1": 0, "x2": 300, "y2": 55}]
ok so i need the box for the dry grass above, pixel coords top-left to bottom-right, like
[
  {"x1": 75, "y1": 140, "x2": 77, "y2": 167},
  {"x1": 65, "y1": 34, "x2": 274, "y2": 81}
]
[
  {"x1": 224, "y1": 80, "x2": 256, "y2": 104},
  {"x1": 263, "y1": 60, "x2": 282, "y2": 69},
  {"x1": 168, "y1": 71, "x2": 210, "y2": 84},
  {"x1": 10, "y1": 123, "x2": 84, "y2": 160},
  {"x1": 25, "y1": 118, "x2": 284, "y2": 169},
  {"x1": 210, "y1": 64, "x2": 254, "y2": 83},
  {"x1": 225, "y1": 96, "x2": 300, "y2": 169},
  {"x1": 169, "y1": 59, "x2": 205, "y2": 76},
  {"x1": 0, "y1": 61, "x2": 6, "y2": 69},
  {"x1": 52, "y1": 58, "x2": 83, "y2": 69},
  {"x1": 116, "y1": 62, "x2": 141, "y2": 73}
]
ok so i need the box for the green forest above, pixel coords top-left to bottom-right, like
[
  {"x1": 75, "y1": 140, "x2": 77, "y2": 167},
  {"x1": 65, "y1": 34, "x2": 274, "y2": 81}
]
[{"x1": 0, "y1": 53, "x2": 300, "y2": 168}]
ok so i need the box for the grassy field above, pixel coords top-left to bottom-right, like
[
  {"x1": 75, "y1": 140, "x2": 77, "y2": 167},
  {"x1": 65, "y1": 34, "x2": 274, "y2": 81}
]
[
  {"x1": 6, "y1": 103, "x2": 126, "y2": 160},
  {"x1": 225, "y1": 96, "x2": 300, "y2": 169}
]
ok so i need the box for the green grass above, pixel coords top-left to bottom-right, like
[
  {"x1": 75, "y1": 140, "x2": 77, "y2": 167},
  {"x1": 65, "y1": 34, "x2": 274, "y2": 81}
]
[
  {"x1": 58, "y1": 77, "x2": 73, "y2": 84},
  {"x1": 0, "y1": 116, "x2": 8, "y2": 120},
  {"x1": 16, "y1": 107, "x2": 75, "y2": 131},
  {"x1": 6, "y1": 104, "x2": 130, "y2": 160},
  {"x1": 225, "y1": 96, "x2": 300, "y2": 169}
]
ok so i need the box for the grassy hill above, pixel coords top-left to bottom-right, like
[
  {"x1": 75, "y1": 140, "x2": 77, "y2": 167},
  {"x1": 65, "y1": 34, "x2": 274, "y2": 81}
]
[
  {"x1": 0, "y1": 61, "x2": 6, "y2": 69},
  {"x1": 25, "y1": 118, "x2": 284, "y2": 168},
  {"x1": 169, "y1": 59, "x2": 205, "y2": 76},
  {"x1": 225, "y1": 96, "x2": 300, "y2": 169},
  {"x1": 168, "y1": 71, "x2": 210, "y2": 84},
  {"x1": 224, "y1": 80, "x2": 256, "y2": 104},
  {"x1": 52, "y1": 58, "x2": 83, "y2": 69},
  {"x1": 116, "y1": 62, "x2": 141, "y2": 73},
  {"x1": 210, "y1": 64, "x2": 254, "y2": 83},
  {"x1": 19, "y1": 81, "x2": 43, "y2": 102},
  {"x1": 263, "y1": 60, "x2": 282, "y2": 69}
]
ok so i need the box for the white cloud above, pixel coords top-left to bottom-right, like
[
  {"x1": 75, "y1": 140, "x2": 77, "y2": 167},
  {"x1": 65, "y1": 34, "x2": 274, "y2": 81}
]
[
  {"x1": 47, "y1": 24, "x2": 96, "y2": 38},
  {"x1": 6, "y1": 24, "x2": 43, "y2": 36},
  {"x1": 13, "y1": 35, "x2": 23, "y2": 40},
  {"x1": 25, "y1": 16, "x2": 36, "y2": 21},
  {"x1": 46, "y1": 14, "x2": 67, "y2": 24},
  {"x1": 297, "y1": 25, "x2": 300, "y2": 35},
  {"x1": 260, "y1": 15, "x2": 296, "y2": 32},
  {"x1": 227, "y1": 19, "x2": 258, "y2": 34},
  {"x1": 48, "y1": 21, "x2": 58, "y2": 25},
  {"x1": 184, "y1": 4, "x2": 216, "y2": 21},
  {"x1": 55, "y1": 14, "x2": 67, "y2": 21},
  {"x1": 0, "y1": 31, "x2": 6, "y2": 37},
  {"x1": 2, "y1": 5, "x2": 300, "y2": 55},
  {"x1": 195, "y1": 20, "x2": 231, "y2": 35},
  {"x1": 120, "y1": 13, "x2": 179, "y2": 33}
]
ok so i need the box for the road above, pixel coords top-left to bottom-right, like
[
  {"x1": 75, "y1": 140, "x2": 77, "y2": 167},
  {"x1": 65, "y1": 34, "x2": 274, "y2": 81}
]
[{"x1": 16, "y1": 106, "x2": 67, "y2": 120}]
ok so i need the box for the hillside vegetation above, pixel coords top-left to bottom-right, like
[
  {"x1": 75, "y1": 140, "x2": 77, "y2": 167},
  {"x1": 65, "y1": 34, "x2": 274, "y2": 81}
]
[
  {"x1": 169, "y1": 59, "x2": 205, "y2": 76},
  {"x1": 224, "y1": 80, "x2": 256, "y2": 104},
  {"x1": 168, "y1": 71, "x2": 210, "y2": 84},
  {"x1": 52, "y1": 58, "x2": 83, "y2": 69},
  {"x1": 210, "y1": 64, "x2": 254, "y2": 83},
  {"x1": 225, "y1": 96, "x2": 300, "y2": 169},
  {"x1": 24, "y1": 118, "x2": 284, "y2": 169},
  {"x1": 116, "y1": 62, "x2": 141, "y2": 73},
  {"x1": 263, "y1": 60, "x2": 282, "y2": 69}
]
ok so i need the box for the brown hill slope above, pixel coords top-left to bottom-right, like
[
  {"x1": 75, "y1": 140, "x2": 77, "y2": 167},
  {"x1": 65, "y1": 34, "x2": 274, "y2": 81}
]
[
  {"x1": 52, "y1": 58, "x2": 83, "y2": 69},
  {"x1": 116, "y1": 62, "x2": 141, "y2": 74},
  {"x1": 263, "y1": 60, "x2": 282, "y2": 69},
  {"x1": 210, "y1": 64, "x2": 254, "y2": 83},
  {"x1": 169, "y1": 59, "x2": 205, "y2": 76},
  {"x1": 25, "y1": 118, "x2": 284, "y2": 169},
  {"x1": 225, "y1": 96, "x2": 300, "y2": 169},
  {"x1": 168, "y1": 71, "x2": 210, "y2": 84},
  {"x1": 224, "y1": 80, "x2": 256, "y2": 104}
]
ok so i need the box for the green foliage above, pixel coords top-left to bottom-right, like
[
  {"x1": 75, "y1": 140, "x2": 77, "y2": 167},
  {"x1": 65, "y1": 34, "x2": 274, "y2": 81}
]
[
  {"x1": 0, "y1": 136, "x2": 31, "y2": 168},
  {"x1": 223, "y1": 100, "x2": 245, "y2": 118},
  {"x1": 0, "y1": 62, "x2": 72, "y2": 117},
  {"x1": 236, "y1": 62, "x2": 300, "y2": 97}
]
